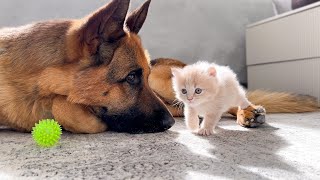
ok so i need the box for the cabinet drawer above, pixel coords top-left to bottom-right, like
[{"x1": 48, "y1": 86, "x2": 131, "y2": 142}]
[
  {"x1": 247, "y1": 58, "x2": 320, "y2": 105},
  {"x1": 246, "y1": 5, "x2": 320, "y2": 65}
]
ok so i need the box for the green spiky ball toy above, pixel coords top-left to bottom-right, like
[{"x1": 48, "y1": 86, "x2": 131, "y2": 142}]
[{"x1": 32, "y1": 119, "x2": 62, "y2": 148}]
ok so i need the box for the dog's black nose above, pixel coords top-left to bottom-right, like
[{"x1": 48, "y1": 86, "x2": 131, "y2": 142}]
[{"x1": 161, "y1": 114, "x2": 175, "y2": 131}]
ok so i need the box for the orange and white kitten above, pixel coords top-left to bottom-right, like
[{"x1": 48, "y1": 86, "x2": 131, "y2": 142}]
[{"x1": 172, "y1": 61, "x2": 252, "y2": 136}]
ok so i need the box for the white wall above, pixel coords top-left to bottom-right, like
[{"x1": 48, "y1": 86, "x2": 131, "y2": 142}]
[{"x1": 0, "y1": 0, "x2": 274, "y2": 84}]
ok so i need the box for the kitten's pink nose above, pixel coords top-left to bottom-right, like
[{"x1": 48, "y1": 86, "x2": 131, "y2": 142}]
[{"x1": 187, "y1": 97, "x2": 193, "y2": 101}]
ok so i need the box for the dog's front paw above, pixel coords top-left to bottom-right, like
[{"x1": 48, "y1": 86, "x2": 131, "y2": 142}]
[
  {"x1": 197, "y1": 128, "x2": 214, "y2": 136},
  {"x1": 237, "y1": 105, "x2": 266, "y2": 128}
]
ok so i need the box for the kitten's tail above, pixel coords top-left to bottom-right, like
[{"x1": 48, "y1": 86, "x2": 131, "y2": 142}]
[{"x1": 247, "y1": 90, "x2": 319, "y2": 113}]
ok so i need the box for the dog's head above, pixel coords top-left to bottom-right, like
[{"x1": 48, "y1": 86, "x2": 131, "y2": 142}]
[{"x1": 67, "y1": 0, "x2": 175, "y2": 133}]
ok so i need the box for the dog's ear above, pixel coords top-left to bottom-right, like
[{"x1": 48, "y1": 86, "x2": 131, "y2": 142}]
[
  {"x1": 82, "y1": 0, "x2": 130, "y2": 54},
  {"x1": 126, "y1": 0, "x2": 151, "y2": 34}
]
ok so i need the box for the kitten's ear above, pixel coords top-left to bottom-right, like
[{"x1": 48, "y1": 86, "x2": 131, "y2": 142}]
[
  {"x1": 171, "y1": 68, "x2": 182, "y2": 77},
  {"x1": 208, "y1": 67, "x2": 216, "y2": 77}
]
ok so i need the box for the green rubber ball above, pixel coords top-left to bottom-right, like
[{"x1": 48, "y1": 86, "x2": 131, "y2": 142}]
[{"x1": 32, "y1": 119, "x2": 62, "y2": 148}]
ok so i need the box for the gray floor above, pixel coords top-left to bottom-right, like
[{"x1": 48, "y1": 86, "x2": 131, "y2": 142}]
[{"x1": 0, "y1": 113, "x2": 319, "y2": 180}]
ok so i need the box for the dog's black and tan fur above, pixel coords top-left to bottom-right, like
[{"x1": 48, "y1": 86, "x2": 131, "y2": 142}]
[{"x1": 0, "y1": 0, "x2": 175, "y2": 133}]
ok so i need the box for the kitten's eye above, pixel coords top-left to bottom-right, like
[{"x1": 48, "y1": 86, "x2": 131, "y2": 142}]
[
  {"x1": 181, "y1": 89, "x2": 187, "y2": 94},
  {"x1": 195, "y1": 88, "x2": 202, "y2": 94}
]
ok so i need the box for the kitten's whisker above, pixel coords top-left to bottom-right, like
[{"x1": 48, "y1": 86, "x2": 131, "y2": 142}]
[
  {"x1": 173, "y1": 99, "x2": 179, "y2": 103},
  {"x1": 172, "y1": 100, "x2": 181, "y2": 107},
  {"x1": 172, "y1": 99, "x2": 180, "y2": 105},
  {"x1": 177, "y1": 101, "x2": 184, "y2": 111}
]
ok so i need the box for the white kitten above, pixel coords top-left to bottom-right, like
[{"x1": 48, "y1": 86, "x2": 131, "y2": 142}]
[{"x1": 171, "y1": 61, "x2": 252, "y2": 136}]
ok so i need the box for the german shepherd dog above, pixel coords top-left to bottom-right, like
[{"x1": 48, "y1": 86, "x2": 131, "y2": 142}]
[
  {"x1": 0, "y1": 0, "x2": 176, "y2": 134},
  {"x1": 0, "y1": 0, "x2": 318, "y2": 134}
]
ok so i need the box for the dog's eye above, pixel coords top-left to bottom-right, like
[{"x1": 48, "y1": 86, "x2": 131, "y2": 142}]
[
  {"x1": 126, "y1": 71, "x2": 141, "y2": 85},
  {"x1": 125, "y1": 69, "x2": 142, "y2": 85},
  {"x1": 181, "y1": 89, "x2": 187, "y2": 94},
  {"x1": 126, "y1": 73, "x2": 136, "y2": 84},
  {"x1": 195, "y1": 88, "x2": 202, "y2": 94}
]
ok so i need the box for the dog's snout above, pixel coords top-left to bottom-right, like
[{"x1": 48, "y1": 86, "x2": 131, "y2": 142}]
[
  {"x1": 161, "y1": 113, "x2": 175, "y2": 131},
  {"x1": 150, "y1": 108, "x2": 175, "y2": 132},
  {"x1": 100, "y1": 106, "x2": 175, "y2": 134},
  {"x1": 100, "y1": 85, "x2": 176, "y2": 133}
]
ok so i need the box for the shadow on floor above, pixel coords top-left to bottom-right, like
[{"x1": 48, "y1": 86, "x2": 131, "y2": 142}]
[{"x1": 0, "y1": 119, "x2": 298, "y2": 179}]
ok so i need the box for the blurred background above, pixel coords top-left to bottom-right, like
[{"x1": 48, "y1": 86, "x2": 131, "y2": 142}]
[{"x1": 0, "y1": 0, "x2": 275, "y2": 84}]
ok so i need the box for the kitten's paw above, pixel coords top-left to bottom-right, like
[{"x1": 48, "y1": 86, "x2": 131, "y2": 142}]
[
  {"x1": 197, "y1": 128, "x2": 214, "y2": 136},
  {"x1": 237, "y1": 105, "x2": 266, "y2": 128}
]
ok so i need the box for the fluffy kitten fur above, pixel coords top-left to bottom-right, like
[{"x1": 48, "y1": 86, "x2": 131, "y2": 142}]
[{"x1": 172, "y1": 61, "x2": 251, "y2": 136}]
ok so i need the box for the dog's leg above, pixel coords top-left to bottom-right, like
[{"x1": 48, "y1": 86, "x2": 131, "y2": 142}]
[
  {"x1": 165, "y1": 104, "x2": 184, "y2": 117},
  {"x1": 38, "y1": 65, "x2": 78, "y2": 96},
  {"x1": 52, "y1": 95, "x2": 107, "y2": 133},
  {"x1": 228, "y1": 107, "x2": 238, "y2": 116}
]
